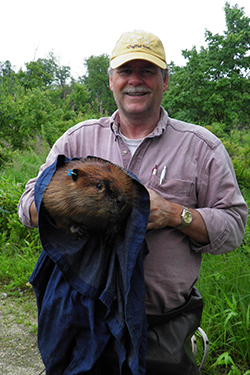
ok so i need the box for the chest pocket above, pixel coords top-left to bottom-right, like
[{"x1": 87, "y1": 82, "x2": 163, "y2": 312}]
[{"x1": 148, "y1": 175, "x2": 196, "y2": 207}]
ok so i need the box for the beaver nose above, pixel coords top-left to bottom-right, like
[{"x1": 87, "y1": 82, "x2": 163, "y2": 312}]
[{"x1": 117, "y1": 195, "x2": 126, "y2": 209}]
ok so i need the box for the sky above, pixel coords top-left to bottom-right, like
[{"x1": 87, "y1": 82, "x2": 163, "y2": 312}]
[{"x1": 1, "y1": 0, "x2": 250, "y2": 78}]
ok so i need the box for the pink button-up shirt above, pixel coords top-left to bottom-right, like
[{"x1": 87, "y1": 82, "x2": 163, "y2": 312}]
[{"x1": 18, "y1": 108, "x2": 248, "y2": 314}]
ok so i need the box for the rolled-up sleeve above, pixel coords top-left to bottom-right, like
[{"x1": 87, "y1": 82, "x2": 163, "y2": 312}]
[
  {"x1": 191, "y1": 142, "x2": 248, "y2": 254},
  {"x1": 18, "y1": 177, "x2": 39, "y2": 228}
]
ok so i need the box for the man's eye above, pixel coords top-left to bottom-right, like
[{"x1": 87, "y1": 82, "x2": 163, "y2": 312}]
[
  {"x1": 119, "y1": 69, "x2": 131, "y2": 75},
  {"x1": 142, "y1": 69, "x2": 154, "y2": 75}
]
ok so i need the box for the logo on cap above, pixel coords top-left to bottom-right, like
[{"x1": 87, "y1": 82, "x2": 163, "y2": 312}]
[{"x1": 127, "y1": 33, "x2": 151, "y2": 51}]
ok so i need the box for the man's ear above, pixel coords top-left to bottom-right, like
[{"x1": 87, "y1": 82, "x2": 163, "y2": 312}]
[
  {"x1": 163, "y1": 76, "x2": 169, "y2": 93},
  {"x1": 109, "y1": 76, "x2": 113, "y2": 92}
]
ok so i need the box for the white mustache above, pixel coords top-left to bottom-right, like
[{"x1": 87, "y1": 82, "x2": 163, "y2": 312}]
[{"x1": 122, "y1": 87, "x2": 152, "y2": 95}]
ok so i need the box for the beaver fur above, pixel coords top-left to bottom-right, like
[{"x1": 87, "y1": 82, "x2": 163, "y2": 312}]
[{"x1": 42, "y1": 157, "x2": 138, "y2": 239}]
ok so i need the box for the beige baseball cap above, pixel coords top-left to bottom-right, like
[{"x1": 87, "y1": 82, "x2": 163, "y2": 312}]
[{"x1": 110, "y1": 30, "x2": 167, "y2": 69}]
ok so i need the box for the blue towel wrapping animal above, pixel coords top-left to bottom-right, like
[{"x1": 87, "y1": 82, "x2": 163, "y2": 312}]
[{"x1": 29, "y1": 155, "x2": 150, "y2": 374}]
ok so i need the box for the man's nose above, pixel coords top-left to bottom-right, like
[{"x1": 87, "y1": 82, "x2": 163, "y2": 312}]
[{"x1": 128, "y1": 71, "x2": 143, "y2": 85}]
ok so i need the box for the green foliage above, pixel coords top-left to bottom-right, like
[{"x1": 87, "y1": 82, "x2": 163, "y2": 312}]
[
  {"x1": 0, "y1": 231, "x2": 42, "y2": 294},
  {"x1": 163, "y1": 3, "x2": 250, "y2": 132},
  {"x1": 17, "y1": 52, "x2": 69, "y2": 92},
  {"x1": 0, "y1": 139, "x2": 47, "y2": 292},
  {"x1": 0, "y1": 175, "x2": 41, "y2": 293},
  {"x1": 83, "y1": 54, "x2": 116, "y2": 115},
  {"x1": 0, "y1": 52, "x2": 109, "y2": 151},
  {"x1": 219, "y1": 130, "x2": 250, "y2": 190},
  {"x1": 0, "y1": 60, "x2": 15, "y2": 77},
  {"x1": 0, "y1": 140, "x2": 13, "y2": 166},
  {"x1": 197, "y1": 246, "x2": 250, "y2": 374},
  {"x1": 0, "y1": 177, "x2": 23, "y2": 234},
  {"x1": 18, "y1": 60, "x2": 54, "y2": 90},
  {"x1": 213, "y1": 352, "x2": 250, "y2": 375},
  {"x1": 0, "y1": 137, "x2": 48, "y2": 236},
  {"x1": 66, "y1": 82, "x2": 91, "y2": 113}
]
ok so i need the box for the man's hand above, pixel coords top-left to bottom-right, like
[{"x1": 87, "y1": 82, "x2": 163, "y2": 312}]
[
  {"x1": 146, "y1": 188, "x2": 182, "y2": 230},
  {"x1": 146, "y1": 188, "x2": 209, "y2": 245}
]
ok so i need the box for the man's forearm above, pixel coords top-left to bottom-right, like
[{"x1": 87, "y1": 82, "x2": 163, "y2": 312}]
[{"x1": 180, "y1": 208, "x2": 209, "y2": 245}]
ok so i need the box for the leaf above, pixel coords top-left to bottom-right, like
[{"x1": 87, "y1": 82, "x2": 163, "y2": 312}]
[{"x1": 213, "y1": 352, "x2": 234, "y2": 367}]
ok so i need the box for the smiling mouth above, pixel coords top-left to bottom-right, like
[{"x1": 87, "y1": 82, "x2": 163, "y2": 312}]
[
  {"x1": 122, "y1": 87, "x2": 152, "y2": 96},
  {"x1": 126, "y1": 92, "x2": 148, "y2": 96}
]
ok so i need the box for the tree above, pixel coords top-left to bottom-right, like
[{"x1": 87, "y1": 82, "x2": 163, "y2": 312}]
[
  {"x1": 83, "y1": 54, "x2": 116, "y2": 115},
  {"x1": 0, "y1": 60, "x2": 15, "y2": 77},
  {"x1": 55, "y1": 65, "x2": 71, "y2": 100},
  {"x1": 17, "y1": 53, "x2": 72, "y2": 94},
  {"x1": 18, "y1": 60, "x2": 54, "y2": 92},
  {"x1": 163, "y1": 3, "x2": 250, "y2": 132},
  {"x1": 0, "y1": 53, "x2": 110, "y2": 150},
  {"x1": 66, "y1": 82, "x2": 91, "y2": 113}
]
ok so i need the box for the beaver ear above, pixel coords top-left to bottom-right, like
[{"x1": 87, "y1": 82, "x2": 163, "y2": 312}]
[
  {"x1": 67, "y1": 169, "x2": 79, "y2": 182},
  {"x1": 105, "y1": 163, "x2": 112, "y2": 171}
]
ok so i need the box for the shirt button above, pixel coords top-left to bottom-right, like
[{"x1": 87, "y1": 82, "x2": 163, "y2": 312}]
[{"x1": 123, "y1": 150, "x2": 128, "y2": 154}]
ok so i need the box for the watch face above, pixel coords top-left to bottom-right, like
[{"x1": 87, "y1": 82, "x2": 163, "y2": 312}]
[{"x1": 184, "y1": 210, "x2": 192, "y2": 224}]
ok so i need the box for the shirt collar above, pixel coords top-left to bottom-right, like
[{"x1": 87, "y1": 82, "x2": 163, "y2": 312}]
[{"x1": 110, "y1": 107, "x2": 168, "y2": 138}]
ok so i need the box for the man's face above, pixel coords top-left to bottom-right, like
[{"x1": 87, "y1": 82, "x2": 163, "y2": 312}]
[{"x1": 109, "y1": 60, "x2": 168, "y2": 119}]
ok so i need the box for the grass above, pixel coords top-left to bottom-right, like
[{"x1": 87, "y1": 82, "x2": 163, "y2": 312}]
[
  {"x1": 0, "y1": 233, "x2": 42, "y2": 294},
  {"x1": 0, "y1": 137, "x2": 46, "y2": 294},
  {"x1": 197, "y1": 188, "x2": 250, "y2": 374},
  {"x1": 197, "y1": 248, "x2": 250, "y2": 374}
]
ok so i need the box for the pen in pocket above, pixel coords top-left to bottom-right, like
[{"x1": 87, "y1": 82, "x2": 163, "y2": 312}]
[
  {"x1": 151, "y1": 165, "x2": 157, "y2": 176},
  {"x1": 160, "y1": 166, "x2": 167, "y2": 185}
]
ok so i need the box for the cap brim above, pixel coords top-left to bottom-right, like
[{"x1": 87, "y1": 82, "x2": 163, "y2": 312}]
[{"x1": 110, "y1": 52, "x2": 167, "y2": 70}]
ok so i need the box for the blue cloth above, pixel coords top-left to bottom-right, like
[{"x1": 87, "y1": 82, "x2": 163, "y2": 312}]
[{"x1": 30, "y1": 155, "x2": 150, "y2": 375}]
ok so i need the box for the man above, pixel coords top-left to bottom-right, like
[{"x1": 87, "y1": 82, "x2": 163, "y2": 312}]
[{"x1": 18, "y1": 30, "x2": 248, "y2": 374}]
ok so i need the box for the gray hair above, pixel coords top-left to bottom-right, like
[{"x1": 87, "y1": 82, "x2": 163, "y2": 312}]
[{"x1": 161, "y1": 68, "x2": 169, "y2": 79}]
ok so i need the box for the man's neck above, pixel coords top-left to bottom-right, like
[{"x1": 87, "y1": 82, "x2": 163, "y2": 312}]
[{"x1": 118, "y1": 110, "x2": 161, "y2": 139}]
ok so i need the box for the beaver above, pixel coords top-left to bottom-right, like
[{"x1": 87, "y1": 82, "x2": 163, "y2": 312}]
[{"x1": 42, "y1": 157, "x2": 139, "y2": 239}]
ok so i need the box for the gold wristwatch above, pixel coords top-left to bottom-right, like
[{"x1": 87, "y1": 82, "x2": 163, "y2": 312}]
[{"x1": 176, "y1": 206, "x2": 192, "y2": 230}]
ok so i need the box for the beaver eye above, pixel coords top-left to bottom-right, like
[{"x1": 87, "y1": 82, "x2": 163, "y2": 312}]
[
  {"x1": 71, "y1": 169, "x2": 78, "y2": 182},
  {"x1": 96, "y1": 183, "x2": 103, "y2": 190}
]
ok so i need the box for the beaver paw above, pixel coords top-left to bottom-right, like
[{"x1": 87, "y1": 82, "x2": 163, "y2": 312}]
[{"x1": 69, "y1": 224, "x2": 88, "y2": 239}]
